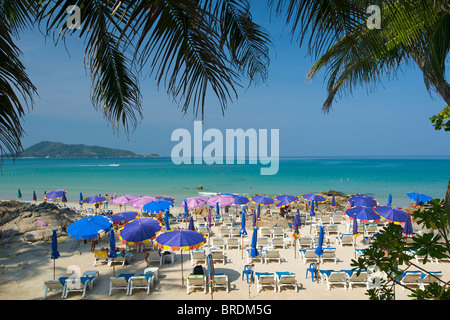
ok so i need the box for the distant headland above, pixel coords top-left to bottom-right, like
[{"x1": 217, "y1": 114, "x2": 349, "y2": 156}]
[{"x1": 19, "y1": 141, "x2": 159, "y2": 158}]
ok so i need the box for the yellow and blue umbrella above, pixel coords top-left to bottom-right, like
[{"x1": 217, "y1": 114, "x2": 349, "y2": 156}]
[
  {"x1": 82, "y1": 195, "x2": 106, "y2": 204},
  {"x1": 251, "y1": 195, "x2": 274, "y2": 205},
  {"x1": 275, "y1": 195, "x2": 299, "y2": 208},
  {"x1": 154, "y1": 230, "x2": 207, "y2": 285},
  {"x1": 373, "y1": 206, "x2": 410, "y2": 225},
  {"x1": 108, "y1": 211, "x2": 139, "y2": 225},
  {"x1": 32, "y1": 191, "x2": 37, "y2": 202},
  {"x1": 118, "y1": 217, "x2": 163, "y2": 245},
  {"x1": 61, "y1": 192, "x2": 67, "y2": 203},
  {"x1": 302, "y1": 193, "x2": 326, "y2": 204},
  {"x1": 44, "y1": 189, "x2": 66, "y2": 201},
  {"x1": 345, "y1": 206, "x2": 380, "y2": 223}
]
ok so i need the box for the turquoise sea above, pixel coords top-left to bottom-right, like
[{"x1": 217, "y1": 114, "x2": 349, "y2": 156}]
[{"x1": 1, "y1": 157, "x2": 449, "y2": 208}]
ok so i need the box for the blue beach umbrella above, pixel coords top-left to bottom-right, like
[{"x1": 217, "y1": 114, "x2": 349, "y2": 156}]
[
  {"x1": 310, "y1": 200, "x2": 315, "y2": 217},
  {"x1": 33, "y1": 191, "x2": 37, "y2": 202},
  {"x1": 374, "y1": 206, "x2": 410, "y2": 225},
  {"x1": 348, "y1": 194, "x2": 378, "y2": 207},
  {"x1": 249, "y1": 227, "x2": 259, "y2": 258},
  {"x1": 156, "y1": 195, "x2": 176, "y2": 203},
  {"x1": 79, "y1": 192, "x2": 83, "y2": 205},
  {"x1": 215, "y1": 202, "x2": 221, "y2": 220},
  {"x1": 302, "y1": 193, "x2": 326, "y2": 205},
  {"x1": 50, "y1": 229, "x2": 60, "y2": 280},
  {"x1": 240, "y1": 212, "x2": 247, "y2": 236},
  {"x1": 387, "y1": 193, "x2": 392, "y2": 206},
  {"x1": 402, "y1": 214, "x2": 414, "y2": 237},
  {"x1": 184, "y1": 200, "x2": 189, "y2": 219},
  {"x1": 18, "y1": 188, "x2": 22, "y2": 200},
  {"x1": 61, "y1": 192, "x2": 67, "y2": 203},
  {"x1": 44, "y1": 189, "x2": 66, "y2": 201},
  {"x1": 164, "y1": 211, "x2": 171, "y2": 231},
  {"x1": 345, "y1": 206, "x2": 380, "y2": 223},
  {"x1": 293, "y1": 212, "x2": 300, "y2": 237},
  {"x1": 352, "y1": 213, "x2": 359, "y2": 237},
  {"x1": 251, "y1": 195, "x2": 274, "y2": 205},
  {"x1": 407, "y1": 192, "x2": 433, "y2": 206},
  {"x1": 82, "y1": 195, "x2": 107, "y2": 204},
  {"x1": 233, "y1": 195, "x2": 249, "y2": 205},
  {"x1": 256, "y1": 204, "x2": 261, "y2": 220},
  {"x1": 154, "y1": 230, "x2": 207, "y2": 285},
  {"x1": 143, "y1": 200, "x2": 173, "y2": 214},
  {"x1": 252, "y1": 209, "x2": 256, "y2": 228},
  {"x1": 118, "y1": 217, "x2": 163, "y2": 245},
  {"x1": 315, "y1": 226, "x2": 325, "y2": 257},
  {"x1": 108, "y1": 211, "x2": 139, "y2": 225},
  {"x1": 330, "y1": 195, "x2": 336, "y2": 208},
  {"x1": 276, "y1": 195, "x2": 299, "y2": 208},
  {"x1": 109, "y1": 229, "x2": 118, "y2": 276},
  {"x1": 188, "y1": 216, "x2": 195, "y2": 231},
  {"x1": 67, "y1": 216, "x2": 112, "y2": 240}
]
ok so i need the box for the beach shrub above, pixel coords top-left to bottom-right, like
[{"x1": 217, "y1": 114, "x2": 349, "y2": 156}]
[{"x1": 352, "y1": 199, "x2": 450, "y2": 300}]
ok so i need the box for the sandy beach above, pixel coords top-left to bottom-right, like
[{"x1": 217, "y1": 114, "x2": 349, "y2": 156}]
[{"x1": 0, "y1": 199, "x2": 448, "y2": 303}]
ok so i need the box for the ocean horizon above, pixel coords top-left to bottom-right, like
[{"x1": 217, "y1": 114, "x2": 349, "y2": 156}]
[{"x1": 1, "y1": 156, "x2": 449, "y2": 208}]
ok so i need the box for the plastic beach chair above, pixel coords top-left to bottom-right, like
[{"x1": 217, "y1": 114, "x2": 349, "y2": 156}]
[
  {"x1": 275, "y1": 272, "x2": 298, "y2": 293},
  {"x1": 186, "y1": 274, "x2": 207, "y2": 294},
  {"x1": 43, "y1": 278, "x2": 66, "y2": 299},
  {"x1": 255, "y1": 272, "x2": 276, "y2": 293}
]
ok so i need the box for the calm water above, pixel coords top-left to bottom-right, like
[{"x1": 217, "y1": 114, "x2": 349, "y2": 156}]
[{"x1": 1, "y1": 157, "x2": 449, "y2": 207}]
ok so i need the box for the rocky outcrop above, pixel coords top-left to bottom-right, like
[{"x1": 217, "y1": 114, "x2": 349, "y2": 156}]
[{"x1": 0, "y1": 201, "x2": 79, "y2": 244}]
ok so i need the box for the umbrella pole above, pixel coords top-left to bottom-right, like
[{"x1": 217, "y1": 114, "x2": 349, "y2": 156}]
[
  {"x1": 53, "y1": 259, "x2": 55, "y2": 280},
  {"x1": 181, "y1": 251, "x2": 184, "y2": 286}
]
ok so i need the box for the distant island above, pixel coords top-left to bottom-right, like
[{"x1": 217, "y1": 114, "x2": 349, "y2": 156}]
[{"x1": 19, "y1": 141, "x2": 159, "y2": 158}]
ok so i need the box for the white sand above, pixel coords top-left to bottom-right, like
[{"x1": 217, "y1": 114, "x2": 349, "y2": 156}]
[{"x1": 0, "y1": 201, "x2": 448, "y2": 301}]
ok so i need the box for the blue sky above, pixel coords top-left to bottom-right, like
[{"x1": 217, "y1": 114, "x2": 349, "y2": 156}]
[{"x1": 16, "y1": 4, "x2": 450, "y2": 157}]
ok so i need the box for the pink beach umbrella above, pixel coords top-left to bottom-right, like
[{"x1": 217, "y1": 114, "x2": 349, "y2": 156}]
[
  {"x1": 111, "y1": 195, "x2": 138, "y2": 211},
  {"x1": 207, "y1": 195, "x2": 235, "y2": 207},
  {"x1": 184, "y1": 196, "x2": 208, "y2": 209},
  {"x1": 130, "y1": 196, "x2": 157, "y2": 210}
]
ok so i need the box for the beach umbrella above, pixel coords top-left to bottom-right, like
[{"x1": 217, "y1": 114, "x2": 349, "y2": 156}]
[
  {"x1": 108, "y1": 211, "x2": 139, "y2": 225},
  {"x1": 143, "y1": 200, "x2": 173, "y2": 214},
  {"x1": 79, "y1": 192, "x2": 83, "y2": 205},
  {"x1": 111, "y1": 195, "x2": 137, "y2": 211},
  {"x1": 61, "y1": 192, "x2": 67, "y2": 203},
  {"x1": 109, "y1": 229, "x2": 118, "y2": 276},
  {"x1": 240, "y1": 212, "x2": 247, "y2": 236},
  {"x1": 130, "y1": 196, "x2": 157, "y2": 209},
  {"x1": 184, "y1": 196, "x2": 207, "y2": 209},
  {"x1": 293, "y1": 212, "x2": 300, "y2": 237},
  {"x1": 251, "y1": 195, "x2": 274, "y2": 205},
  {"x1": 33, "y1": 191, "x2": 37, "y2": 202},
  {"x1": 252, "y1": 209, "x2": 256, "y2": 228},
  {"x1": 50, "y1": 229, "x2": 60, "y2": 280},
  {"x1": 249, "y1": 227, "x2": 259, "y2": 258},
  {"x1": 164, "y1": 211, "x2": 171, "y2": 231},
  {"x1": 188, "y1": 216, "x2": 195, "y2": 231},
  {"x1": 387, "y1": 193, "x2": 392, "y2": 206},
  {"x1": 156, "y1": 195, "x2": 176, "y2": 203},
  {"x1": 183, "y1": 200, "x2": 189, "y2": 219},
  {"x1": 18, "y1": 188, "x2": 22, "y2": 200},
  {"x1": 352, "y1": 213, "x2": 359, "y2": 258},
  {"x1": 373, "y1": 206, "x2": 410, "y2": 225},
  {"x1": 275, "y1": 195, "x2": 299, "y2": 208},
  {"x1": 348, "y1": 194, "x2": 378, "y2": 207},
  {"x1": 207, "y1": 195, "x2": 235, "y2": 207},
  {"x1": 118, "y1": 217, "x2": 163, "y2": 245},
  {"x1": 407, "y1": 192, "x2": 433, "y2": 206},
  {"x1": 206, "y1": 253, "x2": 215, "y2": 300},
  {"x1": 154, "y1": 230, "x2": 207, "y2": 285},
  {"x1": 402, "y1": 214, "x2": 414, "y2": 237},
  {"x1": 215, "y1": 202, "x2": 220, "y2": 220},
  {"x1": 310, "y1": 200, "x2": 316, "y2": 217},
  {"x1": 67, "y1": 216, "x2": 112, "y2": 240},
  {"x1": 315, "y1": 226, "x2": 325, "y2": 275},
  {"x1": 82, "y1": 195, "x2": 107, "y2": 204},
  {"x1": 256, "y1": 204, "x2": 261, "y2": 220},
  {"x1": 233, "y1": 195, "x2": 249, "y2": 205},
  {"x1": 345, "y1": 206, "x2": 380, "y2": 223},
  {"x1": 44, "y1": 189, "x2": 66, "y2": 201},
  {"x1": 302, "y1": 193, "x2": 326, "y2": 205},
  {"x1": 330, "y1": 195, "x2": 336, "y2": 208}
]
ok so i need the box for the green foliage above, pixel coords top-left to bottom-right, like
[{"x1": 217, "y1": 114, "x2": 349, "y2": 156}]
[
  {"x1": 430, "y1": 106, "x2": 450, "y2": 131},
  {"x1": 351, "y1": 199, "x2": 450, "y2": 300}
]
